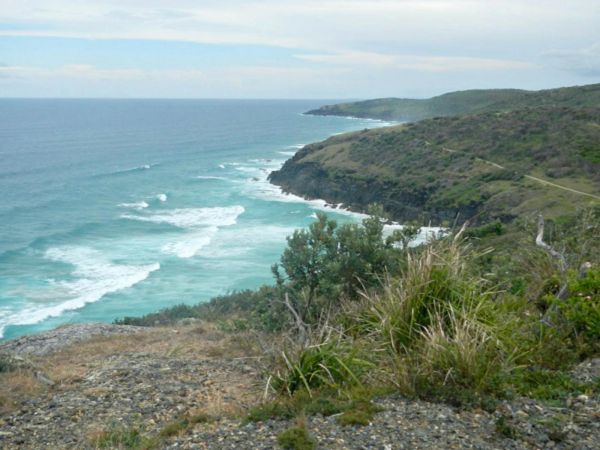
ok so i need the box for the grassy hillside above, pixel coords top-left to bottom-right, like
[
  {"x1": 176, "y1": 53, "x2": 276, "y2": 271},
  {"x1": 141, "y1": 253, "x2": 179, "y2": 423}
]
[
  {"x1": 271, "y1": 106, "x2": 600, "y2": 225},
  {"x1": 306, "y1": 83, "x2": 600, "y2": 122}
]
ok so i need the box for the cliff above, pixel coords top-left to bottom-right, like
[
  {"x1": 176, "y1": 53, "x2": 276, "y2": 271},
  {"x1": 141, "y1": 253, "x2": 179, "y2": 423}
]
[{"x1": 270, "y1": 106, "x2": 600, "y2": 225}]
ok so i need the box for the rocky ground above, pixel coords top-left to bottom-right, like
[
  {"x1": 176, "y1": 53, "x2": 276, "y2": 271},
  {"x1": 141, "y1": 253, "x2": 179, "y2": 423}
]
[{"x1": 0, "y1": 324, "x2": 598, "y2": 449}]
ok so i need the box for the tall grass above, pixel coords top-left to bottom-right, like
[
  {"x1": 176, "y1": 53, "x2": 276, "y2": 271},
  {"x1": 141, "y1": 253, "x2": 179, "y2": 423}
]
[
  {"x1": 271, "y1": 329, "x2": 373, "y2": 396},
  {"x1": 268, "y1": 225, "x2": 598, "y2": 410}
]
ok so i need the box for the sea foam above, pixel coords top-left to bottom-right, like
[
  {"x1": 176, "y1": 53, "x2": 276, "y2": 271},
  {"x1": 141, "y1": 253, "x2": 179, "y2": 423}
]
[
  {"x1": 0, "y1": 246, "x2": 159, "y2": 338},
  {"x1": 161, "y1": 226, "x2": 219, "y2": 258},
  {"x1": 118, "y1": 201, "x2": 149, "y2": 210},
  {"x1": 121, "y1": 205, "x2": 244, "y2": 229}
]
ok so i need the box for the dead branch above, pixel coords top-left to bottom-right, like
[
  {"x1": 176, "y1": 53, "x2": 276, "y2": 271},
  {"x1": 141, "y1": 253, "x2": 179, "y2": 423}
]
[
  {"x1": 283, "y1": 292, "x2": 308, "y2": 345},
  {"x1": 536, "y1": 214, "x2": 568, "y2": 300}
]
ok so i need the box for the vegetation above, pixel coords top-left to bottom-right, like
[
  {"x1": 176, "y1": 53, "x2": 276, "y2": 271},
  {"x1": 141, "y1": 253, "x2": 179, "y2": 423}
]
[
  {"x1": 277, "y1": 422, "x2": 316, "y2": 450},
  {"x1": 91, "y1": 425, "x2": 154, "y2": 449},
  {"x1": 306, "y1": 83, "x2": 600, "y2": 122},
  {"x1": 116, "y1": 84, "x2": 600, "y2": 439},
  {"x1": 90, "y1": 413, "x2": 215, "y2": 449},
  {"x1": 271, "y1": 107, "x2": 600, "y2": 226},
  {"x1": 117, "y1": 207, "x2": 599, "y2": 433}
]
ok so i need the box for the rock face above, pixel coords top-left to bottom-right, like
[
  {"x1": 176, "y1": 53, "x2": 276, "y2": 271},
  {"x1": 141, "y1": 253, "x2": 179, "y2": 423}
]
[{"x1": 268, "y1": 159, "x2": 470, "y2": 224}]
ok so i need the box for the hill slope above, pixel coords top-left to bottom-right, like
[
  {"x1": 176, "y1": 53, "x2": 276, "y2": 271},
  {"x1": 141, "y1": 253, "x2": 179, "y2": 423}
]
[
  {"x1": 270, "y1": 106, "x2": 600, "y2": 224},
  {"x1": 306, "y1": 83, "x2": 600, "y2": 122}
]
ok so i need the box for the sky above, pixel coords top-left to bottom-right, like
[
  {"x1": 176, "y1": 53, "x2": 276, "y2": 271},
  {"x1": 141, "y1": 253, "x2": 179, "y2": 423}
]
[{"x1": 0, "y1": 0, "x2": 599, "y2": 99}]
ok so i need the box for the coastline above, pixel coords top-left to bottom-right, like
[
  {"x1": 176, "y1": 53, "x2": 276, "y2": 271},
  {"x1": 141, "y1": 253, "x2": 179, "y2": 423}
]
[{"x1": 0, "y1": 114, "x2": 396, "y2": 343}]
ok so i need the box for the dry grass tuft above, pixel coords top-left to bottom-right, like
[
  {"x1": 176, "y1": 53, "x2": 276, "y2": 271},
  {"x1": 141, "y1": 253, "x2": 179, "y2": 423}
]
[{"x1": 0, "y1": 370, "x2": 44, "y2": 413}]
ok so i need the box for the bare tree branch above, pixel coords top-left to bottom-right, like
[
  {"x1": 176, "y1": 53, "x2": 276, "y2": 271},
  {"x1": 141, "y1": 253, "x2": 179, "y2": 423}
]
[
  {"x1": 536, "y1": 214, "x2": 568, "y2": 300},
  {"x1": 283, "y1": 292, "x2": 308, "y2": 345}
]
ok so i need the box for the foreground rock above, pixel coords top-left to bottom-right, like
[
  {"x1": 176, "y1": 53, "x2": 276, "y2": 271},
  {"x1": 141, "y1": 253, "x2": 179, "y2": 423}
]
[
  {"x1": 0, "y1": 325, "x2": 597, "y2": 449},
  {"x1": 0, "y1": 323, "x2": 144, "y2": 357},
  {"x1": 0, "y1": 323, "x2": 262, "y2": 449},
  {"x1": 164, "y1": 393, "x2": 599, "y2": 450}
]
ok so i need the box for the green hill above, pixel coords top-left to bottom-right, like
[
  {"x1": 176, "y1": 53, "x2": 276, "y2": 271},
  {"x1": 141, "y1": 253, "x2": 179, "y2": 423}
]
[
  {"x1": 306, "y1": 83, "x2": 600, "y2": 122},
  {"x1": 271, "y1": 106, "x2": 600, "y2": 225}
]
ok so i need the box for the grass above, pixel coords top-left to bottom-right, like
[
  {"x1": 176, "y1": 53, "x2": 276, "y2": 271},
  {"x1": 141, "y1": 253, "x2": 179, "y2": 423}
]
[
  {"x1": 273, "y1": 337, "x2": 373, "y2": 396},
  {"x1": 158, "y1": 413, "x2": 215, "y2": 438},
  {"x1": 0, "y1": 370, "x2": 44, "y2": 413},
  {"x1": 246, "y1": 386, "x2": 389, "y2": 426},
  {"x1": 495, "y1": 416, "x2": 519, "y2": 439},
  {"x1": 90, "y1": 413, "x2": 216, "y2": 449},
  {"x1": 265, "y1": 226, "x2": 599, "y2": 413},
  {"x1": 336, "y1": 400, "x2": 384, "y2": 426},
  {"x1": 90, "y1": 425, "x2": 157, "y2": 450},
  {"x1": 277, "y1": 421, "x2": 317, "y2": 450},
  {"x1": 508, "y1": 368, "x2": 599, "y2": 402}
]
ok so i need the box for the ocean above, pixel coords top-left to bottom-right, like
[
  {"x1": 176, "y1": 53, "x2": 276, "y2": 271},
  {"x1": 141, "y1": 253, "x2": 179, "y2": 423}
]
[{"x1": 0, "y1": 99, "x2": 394, "y2": 340}]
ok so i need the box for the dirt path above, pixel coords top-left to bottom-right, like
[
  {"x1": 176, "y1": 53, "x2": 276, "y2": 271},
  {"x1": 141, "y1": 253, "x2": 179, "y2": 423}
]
[{"x1": 431, "y1": 143, "x2": 600, "y2": 201}]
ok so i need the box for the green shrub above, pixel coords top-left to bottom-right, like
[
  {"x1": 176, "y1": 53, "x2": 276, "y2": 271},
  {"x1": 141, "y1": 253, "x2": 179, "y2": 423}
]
[
  {"x1": 557, "y1": 268, "x2": 600, "y2": 341},
  {"x1": 277, "y1": 425, "x2": 316, "y2": 450},
  {"x1": 336, "y1": 400, "x2": 383, "y2": 426},
  {"x1": 495, "y1": 415, "x2": 519, "y2": 439},
  {"x1": 246, "y1": 401, "x2": 296, "y2": 423},
  {"x1": 508, "y1": 368, "x2": 595, "y2": 401}
]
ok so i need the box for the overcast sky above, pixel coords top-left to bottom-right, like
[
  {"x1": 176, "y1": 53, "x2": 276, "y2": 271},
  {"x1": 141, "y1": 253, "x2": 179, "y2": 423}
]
[{"x1": 1, "y1": 0, "x2": 599, "y2": 98}]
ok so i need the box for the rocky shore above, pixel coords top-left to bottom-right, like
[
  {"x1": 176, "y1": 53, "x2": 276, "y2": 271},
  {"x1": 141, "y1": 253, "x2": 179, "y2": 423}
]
[{"x1": 0, "y1": 324, "x2": 598, "y2": 449}]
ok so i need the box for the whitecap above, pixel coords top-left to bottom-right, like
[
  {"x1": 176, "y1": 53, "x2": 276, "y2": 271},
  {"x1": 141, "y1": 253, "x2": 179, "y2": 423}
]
[
  {"x1": 239, "y1": 161, "x2": 369, "y2": 219},
  {"x1": 161, "y1": 226, "x2": 218, "y2": 258},
  {"x1": 118, "y1": 201, "x2": 149, "y2": 210},
  {"x1": 195, "y1": 175, "x2": 229, "y2": 181},
  {"x1": 197, "y1": 225, "x2": 297, "y2": 259},
  {"x1": 278, "y1": 151, "x2": 297, "y2": 156},
  {"x1": 122, "y1": 205, "x2": 245, "y2": 229},
  {"x1": 156, "y1": 193, "x2": 167, "y2": 202},
  {"x1": 104, "y1": 163, "x2": 155, "y2": 176},
  {"x1": 0, "y1": 247, "x2": 159, "y2": 338}
]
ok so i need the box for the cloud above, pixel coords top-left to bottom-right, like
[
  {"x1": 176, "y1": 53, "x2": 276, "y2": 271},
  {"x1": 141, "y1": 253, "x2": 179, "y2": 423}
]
[
  {"x1": 295, "y1": 52, "x2": 535, "y2": 72},
  {"x1": 0, "y1": 1, "x2": 598, "y2": 97},
  {"x1": 0, "y1": 64, "x2": 203, "y2": 81},
  {"x1": 0, "y1": 0, "x2": 598, "y2": 53},
  {"x1": 543, "y1": 43, "x2": 600, "y2": 76}
]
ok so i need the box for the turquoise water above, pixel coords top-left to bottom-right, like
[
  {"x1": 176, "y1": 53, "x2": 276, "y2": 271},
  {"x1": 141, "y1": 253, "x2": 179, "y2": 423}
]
[{"x1": 0, "y1": 99, "x2": 392, "y2": 340}]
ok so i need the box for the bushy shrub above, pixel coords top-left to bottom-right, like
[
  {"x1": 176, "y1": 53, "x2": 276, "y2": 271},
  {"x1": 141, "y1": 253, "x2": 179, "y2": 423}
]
[
  {"x1": 272, "y1": 207, "x2": 413, "y2": 325},
  {"x1": 277, "y1": 424, "x2": 316, "y2": 450}
]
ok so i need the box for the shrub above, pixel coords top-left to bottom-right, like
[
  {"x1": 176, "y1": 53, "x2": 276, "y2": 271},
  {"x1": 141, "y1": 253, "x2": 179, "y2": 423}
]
[
  {"x1": 335, "y1": 400, "x2": 383, "y2": 426},
  {"x1": 557, "y1": 268, "x2": 600, "y2": 341},
  {"x1": 277, "y1": 424, "x2": 316, "y2": 450}
]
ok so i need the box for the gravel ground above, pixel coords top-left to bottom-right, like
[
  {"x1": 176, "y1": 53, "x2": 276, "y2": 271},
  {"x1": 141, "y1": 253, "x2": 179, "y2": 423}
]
[
  {"x1": 164, "y1": 393, "x2": 599, "y2": 450},
  {"x1": 0, "y1": 326, "x2": 597, "y2": 450},
  {"x1": 0, "y1": 324, "x2": 144, "y2": 357}
]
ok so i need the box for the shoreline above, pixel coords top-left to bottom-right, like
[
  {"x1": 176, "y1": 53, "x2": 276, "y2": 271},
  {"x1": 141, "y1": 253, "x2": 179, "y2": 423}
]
[{"x1": 0, "y1": 116, "x2": 397, "y2": 343}]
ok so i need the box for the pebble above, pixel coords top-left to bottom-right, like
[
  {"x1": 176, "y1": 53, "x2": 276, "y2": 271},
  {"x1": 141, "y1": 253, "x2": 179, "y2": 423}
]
[{"x1": 0, "y1": 326, "x2": 598, "y2": 449}]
